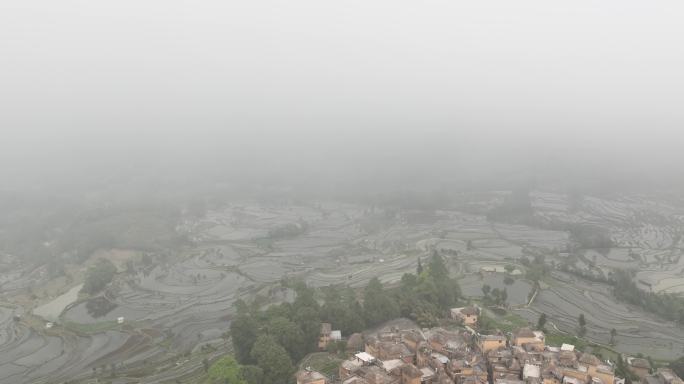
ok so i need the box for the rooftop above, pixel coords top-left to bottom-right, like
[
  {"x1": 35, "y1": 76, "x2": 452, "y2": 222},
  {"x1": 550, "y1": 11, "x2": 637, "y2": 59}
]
[
  {"x1": 420, "y1": 367, "x2": 436, "y2": 379},
  {"x1": 382, "y1": 359, "x2": 405, "y2": 373},
  {"x1": 297, "y1": 370, "x2": 327, "y2": 383},
  {"x1": 563, "y1": 377, "x2": 583, "y2": 384},
  {"x1": 402, "y1": 364, "x2": 422, "y2": 378},
  {"x1": 355, "y1": 352, "x2": 376, "y2": 363},
  {"x1": 627, "y1": 357, "x2": 650, "y2": 369},
  {"x1": 481, "y1": 334, "x2": 507, "y2": 341},
  {"x1": 342, "y1": 359, "x2": 364, "y2": 371},
  {"x1": 523, "y1": 364, "x2": 541, "y2": 379},
  {"x1": 343, "y1": 376, "x2": 369, "y2": 384},
  {"x1": 515, "y1": 328, "x2": 536, "y2": 338},
  {"x1": 452, "y1": 306, "x2": 479, "y2": 316},
  {"x1": 578, "y1": 353, "x2": 601, "y2": 366},
  {"x1": 432, "y1": 353, "x2": 450, "y2": 364}
]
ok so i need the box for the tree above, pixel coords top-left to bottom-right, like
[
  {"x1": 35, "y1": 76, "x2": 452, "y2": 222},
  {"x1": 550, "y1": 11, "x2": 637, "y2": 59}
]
[
  {"x1": 414, "y1": 275, "x2": 439, "y2": 305},
  {"x1": 208, "y1": 356, "x2": 245, "y2": 384},
  {"x1": 504, "y1": 265, "x2": 515, "y2": 274},
  {"x1": 240, "y1": 365, "x2": 264, "y2": 384},
  {"x1": 292, "y1": 283, "x2": 319, "y2": 312},
  {"x1": 266, "y1": 316, "x2": 306, "y2": 361},
  {"x1": 428, "y1": 251, "x2": 448, "y2": 281},
  {"x1": 363, "y1": 278, "x2": 399, "y2": 326},
  {"x1": 320, "y1": 287, "x2": 365, "y2": 335},
  {"x1": 202, "y1": 358, "x2": 210, "y2": 373},
  {"x1": 578, "y1": 314, "x2": 587, "y2": 336},
  {"x1": 250, "y1": 335, "x2": 294, "y2": 384},
  {"x1": 537, "y1": 313, "x2": 547, "y2": 330},
  {"x1": 327, "y1": 340, "x2": 347, "y2": 355},
  {"x1": 400, "y1": 273, "x2": 418, "y2": 289},
  {"x1": 292, "y1": 305, "x2": 321, "y2": 352},
  {"x1": 435, "y1": 277, "x2": 461, "y2": 309},
  {"x1": 610, "y1": 328, "x2": 617, "y2": 345},
  {"x1": 347, "y1": 300, "x2": 366, "y2": 332},
  {"x1": 81, "y1": 259, "x2": 117, "y2": 295},
  {"x1": 613, "y1": 269, "x2": 684, "y2": 325},
  {"x1": 482, "y1": 284, "x2": 491, "y2": 297},
  {"x1": 231, "y1": 304, "x2": 259, "y2": 364},
  {"x1": 417, "y1": 258, "x2": 423, "y2": 274}
]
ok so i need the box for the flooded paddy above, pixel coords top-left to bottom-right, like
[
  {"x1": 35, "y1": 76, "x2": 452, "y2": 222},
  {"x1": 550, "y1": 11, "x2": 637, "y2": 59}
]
[
  {"x1": 0, "y1": 322, "x2": 132, "y2": 384},
  {"x1": 5, "y1": 194, "x2": 684, "y2": 383},
  {"x1": 460, "y1": 274, "x2": 533, "y2": 306},
  {"x1": 516, "y1": 272, "x2": 684, "y2": 359},
  {"x1": 63, "y1": 300, "x2": 148, "y2": 324},
  {"x1": 32, "y1": 283, "x2": 83, "y2": 321}
]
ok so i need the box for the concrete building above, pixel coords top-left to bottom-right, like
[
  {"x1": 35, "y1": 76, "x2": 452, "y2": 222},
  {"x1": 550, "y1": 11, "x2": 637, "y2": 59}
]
[{"x1": 478, "y1": 334, "x2": 507, "y2": 353}]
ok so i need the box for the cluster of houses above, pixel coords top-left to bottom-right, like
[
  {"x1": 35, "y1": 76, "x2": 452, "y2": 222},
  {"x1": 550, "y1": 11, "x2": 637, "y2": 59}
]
[{"x1": 299, "y1": 307, "x2": 682, "y2": 384}]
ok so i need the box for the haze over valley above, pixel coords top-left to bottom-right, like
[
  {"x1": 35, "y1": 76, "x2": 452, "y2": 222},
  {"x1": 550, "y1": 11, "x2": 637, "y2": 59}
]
[{"x1": 2, "y1": 1, "x2": 684, "y2": 383}]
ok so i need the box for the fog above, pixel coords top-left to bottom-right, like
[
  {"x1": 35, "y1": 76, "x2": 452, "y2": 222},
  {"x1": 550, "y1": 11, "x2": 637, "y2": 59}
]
[
  {"x1": 2, "y1": 0, "x2": 684, "y2": 194},
  {"x1": 5, "y1": 3, "x2": 684, "y2": 382}
]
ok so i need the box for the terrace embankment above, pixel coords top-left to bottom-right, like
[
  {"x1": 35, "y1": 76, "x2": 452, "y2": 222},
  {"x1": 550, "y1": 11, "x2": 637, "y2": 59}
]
[{"x1": 3, "y1": 193, "x2": 684, "y2": 383}]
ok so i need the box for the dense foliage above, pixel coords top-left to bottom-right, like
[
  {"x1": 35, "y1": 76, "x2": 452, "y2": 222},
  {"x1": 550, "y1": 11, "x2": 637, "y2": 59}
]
[
  {"x1": 613, "y1": 269, "x2": 684, "y2": 324},
  {"x1": 392, "y1": 251, "x2": 462, "y2": 327},
  {"x1": 229, "y1": 252, "x2": 461, "y2": 384},
  {"x1": 208, "y1": 356, "x2": 264, "y2": 384},
  {"x1": 520, "y1": 254, "x2": 549, "y2": 283},
  {"x1": 208, "y1": 356, "x2": 245, "y2": 384},
  {"x1": 81, "y1": 259, "x2": 117, "y2": 294},
  {"x1": 569, "y1": 225, "x2": 614, "y2": 249},
  {"x1": 251, "y1": 335, "x2": 295, "y2": 384},
  {"x1": 230, "y1": 282, "x2": 322, "y2": 384},
  {"x1": 537, "y1": 313, "x2": 547, "y2": 330}
]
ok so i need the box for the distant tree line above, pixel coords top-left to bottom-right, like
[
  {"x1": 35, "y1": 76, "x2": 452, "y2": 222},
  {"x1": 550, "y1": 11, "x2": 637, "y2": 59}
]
[
  {"x1": 612, "y1": 269, "x2": 684, "y2": 325},
  {"x1": 520, "y1": 254, "x2": 549, "y2": 283},
  {"x1": 0, "y1": 195, "x2": 188, "y2": 267},
  {"x1": 486, "y1": 188, "x2": 534, "y2": 224},
  {"x1": 568, "y1": 225, "x2": 614, "y2": 249},
  {"x1": 266, "y1": 220, "x2": 309, "y2": 240}
]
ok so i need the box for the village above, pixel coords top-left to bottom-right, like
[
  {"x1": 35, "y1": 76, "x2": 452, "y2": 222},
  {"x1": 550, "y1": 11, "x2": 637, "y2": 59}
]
[
  {"x1": 4, "y1": 197, "x2": 684, "y2": 383},
  {"x1": 299, "y1": 306, "x2": 683, "y2": 384}
]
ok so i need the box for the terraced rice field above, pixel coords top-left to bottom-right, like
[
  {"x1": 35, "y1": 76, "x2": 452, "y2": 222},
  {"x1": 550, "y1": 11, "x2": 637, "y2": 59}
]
[
  {"x1": 514, "y1": 272, "x2": 684, "y2": 359},
  {"x1": 2, "y1": 193, "x2": 684, "y2": 382},
  {"x1": 460, "y1": 274, "x2": 533, "y2": 307}
]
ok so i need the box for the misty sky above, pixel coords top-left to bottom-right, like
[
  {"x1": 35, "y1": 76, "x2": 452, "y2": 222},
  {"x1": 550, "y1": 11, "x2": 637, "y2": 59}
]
[{"x1": 1, "y1": 1, "x2": 683, "y2": 191}]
